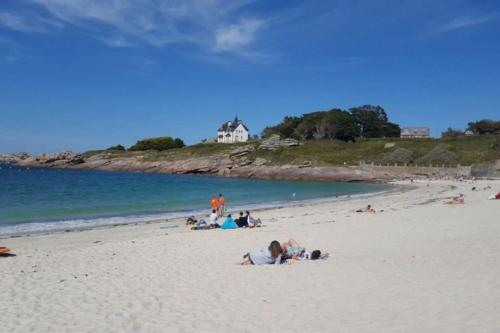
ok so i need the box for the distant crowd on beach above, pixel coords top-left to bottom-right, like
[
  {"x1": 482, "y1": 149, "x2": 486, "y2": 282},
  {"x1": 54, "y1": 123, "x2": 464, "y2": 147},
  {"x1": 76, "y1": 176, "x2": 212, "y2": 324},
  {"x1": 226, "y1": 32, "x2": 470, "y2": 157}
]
[{"x1": 185, "y1": 193, "x2": 262, "y2": 230}]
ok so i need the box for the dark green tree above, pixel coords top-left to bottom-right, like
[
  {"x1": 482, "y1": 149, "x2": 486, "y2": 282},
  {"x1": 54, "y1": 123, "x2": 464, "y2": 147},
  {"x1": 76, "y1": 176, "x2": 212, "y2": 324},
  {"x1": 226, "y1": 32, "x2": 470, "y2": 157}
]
[
  {"x1": 441, "y1": 128, "x2": 464, "y2": 138},
  {"x1": 106, "y1": 144, "x2": 126, "y2": 151},
  {"x1": 467, "y1": 119, "x2": 500, "y2": 135},
  {"x1": 129, "y1": 136, "x2": 185, "y2": 151}
]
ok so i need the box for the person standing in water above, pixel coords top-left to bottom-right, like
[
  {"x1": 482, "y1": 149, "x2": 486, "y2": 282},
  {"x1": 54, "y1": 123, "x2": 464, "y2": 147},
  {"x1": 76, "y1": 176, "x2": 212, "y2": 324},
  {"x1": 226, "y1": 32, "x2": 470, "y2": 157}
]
[{"x1": 218, "y1": 193, "x2": 226, "y2": 217}]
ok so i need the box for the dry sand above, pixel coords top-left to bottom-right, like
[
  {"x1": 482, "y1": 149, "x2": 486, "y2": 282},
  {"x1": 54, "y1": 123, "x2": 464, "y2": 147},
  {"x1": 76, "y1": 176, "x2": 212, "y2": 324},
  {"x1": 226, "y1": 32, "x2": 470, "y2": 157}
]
[{"x1": 1, "y1": 179, "x2": 499, "y2": 333}]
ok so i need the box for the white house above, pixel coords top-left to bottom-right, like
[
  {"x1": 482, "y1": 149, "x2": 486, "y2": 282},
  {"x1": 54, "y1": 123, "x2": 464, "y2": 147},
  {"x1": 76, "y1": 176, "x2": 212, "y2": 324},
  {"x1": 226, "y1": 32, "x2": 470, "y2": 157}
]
[{"x1": 217, "y1": 117, "x2": 249, "y2": 143}]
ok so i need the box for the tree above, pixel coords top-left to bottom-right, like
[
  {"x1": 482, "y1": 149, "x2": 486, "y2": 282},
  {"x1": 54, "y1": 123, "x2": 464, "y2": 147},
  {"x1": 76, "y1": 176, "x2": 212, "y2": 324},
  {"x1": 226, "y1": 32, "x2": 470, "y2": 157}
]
[
  {"x1": 129, "y1": 136, "x2": 185, "y2": 151},
  {"x1": 262, "y1": 116, "x2": 301, "y2": 138},
  {"x1": 441, "y1": 128, "x2": 463, "y2": 138},
  {"x1": 349, "y1": 105, "x2": 392, "y2": 138},
  {"x1": 106, "y1": 144, "x2": 126, "y2": 151},
  {"x1": 467, "y1": 119, "x2": 500, "y2": 135},
  {"x1": 262, "y1": 104, "x2": 400, "y2": 141}
]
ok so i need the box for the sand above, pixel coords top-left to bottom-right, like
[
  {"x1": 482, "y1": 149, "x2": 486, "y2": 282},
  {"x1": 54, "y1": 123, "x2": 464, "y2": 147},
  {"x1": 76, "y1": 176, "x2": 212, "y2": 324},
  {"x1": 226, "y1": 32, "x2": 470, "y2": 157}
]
[{"x1": 1, "y1": 179, "x2": 499, "y2": 333}]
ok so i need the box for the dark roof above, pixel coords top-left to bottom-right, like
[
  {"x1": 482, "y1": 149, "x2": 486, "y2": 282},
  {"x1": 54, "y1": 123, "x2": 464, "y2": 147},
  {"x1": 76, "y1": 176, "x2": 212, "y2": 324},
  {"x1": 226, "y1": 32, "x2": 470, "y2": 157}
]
[{"x1": 218, "y1": 117, "x2": 249, "y2": 132}]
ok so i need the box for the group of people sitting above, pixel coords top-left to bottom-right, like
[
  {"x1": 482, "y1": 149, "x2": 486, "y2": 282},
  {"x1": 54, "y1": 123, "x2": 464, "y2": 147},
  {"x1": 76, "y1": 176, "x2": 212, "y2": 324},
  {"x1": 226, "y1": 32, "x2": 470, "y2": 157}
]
[
  {"x1": 187, "y1": 210, "x2": 262, "y2": 230},
  {"x1": 237, "y1": 238, "x2": 329, "y2": 265}
]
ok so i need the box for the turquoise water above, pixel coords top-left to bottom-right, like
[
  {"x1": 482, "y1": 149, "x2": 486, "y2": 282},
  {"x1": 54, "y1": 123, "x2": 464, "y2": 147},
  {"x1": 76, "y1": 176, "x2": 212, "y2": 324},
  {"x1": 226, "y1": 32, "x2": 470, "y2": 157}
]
[{"x1": 0, "y1": 165, "x2": 390, "y2": 235}]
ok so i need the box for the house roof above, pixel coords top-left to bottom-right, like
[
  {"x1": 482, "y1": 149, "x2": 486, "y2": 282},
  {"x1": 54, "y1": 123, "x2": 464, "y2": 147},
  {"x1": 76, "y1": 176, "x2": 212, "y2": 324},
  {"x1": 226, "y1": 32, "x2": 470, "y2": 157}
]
[
  {"x1": 401, "y1": 127, "x2": 430, "y2": 136},
  {"x1": 218, "y1": 117, "x2": 249, "y2": 132}
]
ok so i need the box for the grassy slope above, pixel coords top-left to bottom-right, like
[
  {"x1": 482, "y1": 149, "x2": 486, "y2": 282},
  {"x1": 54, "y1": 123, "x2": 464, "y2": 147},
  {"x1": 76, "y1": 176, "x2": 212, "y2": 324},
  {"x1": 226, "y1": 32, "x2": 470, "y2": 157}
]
[{"x1": 84, "y1": 136, "x2": 499, "y2": 167}]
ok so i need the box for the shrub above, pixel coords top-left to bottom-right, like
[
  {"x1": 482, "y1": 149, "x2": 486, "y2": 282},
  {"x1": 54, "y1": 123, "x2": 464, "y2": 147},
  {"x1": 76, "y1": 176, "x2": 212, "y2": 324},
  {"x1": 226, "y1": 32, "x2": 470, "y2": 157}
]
[
  {"x1": 417, "y1": 144, "x2": 458, "y2": 165},
  {"x1": 106, "y1": 144, "x2": 126, "y2": 151},
  {"x1": 377, "y1": 148, "x2": 414, "y2": 164},
  {"x1": 129, "y1": 136, "x2": 185, "y2": 151}
]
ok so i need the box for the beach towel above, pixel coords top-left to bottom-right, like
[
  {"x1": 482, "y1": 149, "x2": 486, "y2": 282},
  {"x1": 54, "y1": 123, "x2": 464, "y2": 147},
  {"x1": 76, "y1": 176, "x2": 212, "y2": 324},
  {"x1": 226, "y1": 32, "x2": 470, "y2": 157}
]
[{"x1": 221, "y1": 217, "x2": 237, "y2": 229}]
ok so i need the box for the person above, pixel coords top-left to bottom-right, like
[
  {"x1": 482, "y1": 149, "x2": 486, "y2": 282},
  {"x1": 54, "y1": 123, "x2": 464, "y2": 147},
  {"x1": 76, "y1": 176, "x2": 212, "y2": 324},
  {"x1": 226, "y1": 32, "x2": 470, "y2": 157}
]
[
  {"x1": 185, "y1": 216, "x2": 197, "y2": 226},
  {"x1": 281, "y1": 238, "x2": 304, "y2": 258},
  {"x1": 356, "y1": 204, "x2": 376, "y2": 213},
  {"x1": 221, "y1": 214, "x2": 238, "y2": 229},
  {"x1": 236, "y1": 211, "x2": 248, "y2": 228},
  {"x1": 218, "y1": 193, "x2": 226, "y2": 217},
  {"x1": 236, "y1": 241, "x2": 284, "y2": 265},
  {"x1": 209, "y1": 209, "x2": 219, "y2": 228},
  {"x1": 310, "y1": 250, "x2": 330, "y2": 260},
  {"x1": 487, "y1": 192, "x2": 500, "y2": 200},
  {"x1": 0, "y1": 247, "x2": 15, "y2": 257},
  {"x1": 445, "y1": 197, "x2": 464, "y2": 204},
  {"x1": 210, "y1": 196, "x2": 219, "y2": 213},
  {"x1": 246, "y1": 211, "x2": 262, "y2": 228}
]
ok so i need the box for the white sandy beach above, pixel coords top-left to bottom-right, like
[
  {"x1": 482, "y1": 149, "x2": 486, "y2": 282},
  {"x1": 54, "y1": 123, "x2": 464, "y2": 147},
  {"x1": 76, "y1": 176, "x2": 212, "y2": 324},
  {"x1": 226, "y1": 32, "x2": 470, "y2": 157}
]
[{"x1": 1, "y1": 179, "x2": 499, "y2": 333}]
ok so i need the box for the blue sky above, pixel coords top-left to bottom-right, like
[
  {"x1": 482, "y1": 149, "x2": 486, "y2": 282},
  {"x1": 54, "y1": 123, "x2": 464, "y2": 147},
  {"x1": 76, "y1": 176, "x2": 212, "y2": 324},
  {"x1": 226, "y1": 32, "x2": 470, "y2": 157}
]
[{"x1": 0, "y1": 0, "x2": 499, "y2": 153}]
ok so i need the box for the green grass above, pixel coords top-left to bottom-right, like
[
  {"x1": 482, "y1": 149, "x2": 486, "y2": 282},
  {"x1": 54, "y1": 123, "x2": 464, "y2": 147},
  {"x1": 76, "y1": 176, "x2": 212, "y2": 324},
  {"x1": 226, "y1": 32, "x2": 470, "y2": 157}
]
[
  {"x1": 83, "y1": 135, "x2": 499, "y2": 166},
  {"x1": 248, "y1": 135, "x2": 499, "y2": 166}
]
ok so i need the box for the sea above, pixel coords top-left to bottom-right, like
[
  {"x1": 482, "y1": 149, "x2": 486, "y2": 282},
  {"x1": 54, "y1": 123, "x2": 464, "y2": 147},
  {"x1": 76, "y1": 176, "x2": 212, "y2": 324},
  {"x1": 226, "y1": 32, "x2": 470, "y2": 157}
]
[{"x1": 0, "y1": 165, "x2": 391, "y2": 235}]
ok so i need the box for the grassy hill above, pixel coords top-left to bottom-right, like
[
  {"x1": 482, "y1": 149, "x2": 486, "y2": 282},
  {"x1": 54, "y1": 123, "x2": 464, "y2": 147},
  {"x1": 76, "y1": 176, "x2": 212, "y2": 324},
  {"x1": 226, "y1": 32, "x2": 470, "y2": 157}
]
[{"x1": 84, "y1": 135, "x2": 499, "y2": 167}]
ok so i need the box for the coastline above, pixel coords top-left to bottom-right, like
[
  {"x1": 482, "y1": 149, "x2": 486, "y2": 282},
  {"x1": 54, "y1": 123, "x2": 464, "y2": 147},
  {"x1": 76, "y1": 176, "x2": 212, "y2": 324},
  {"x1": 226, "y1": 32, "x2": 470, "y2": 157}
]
[
  {"x1": 0, "y1": 183, "x2": 401, "y2": 238},
  {"x1": 2, "y1": 179, "x2": 500, "y2": 332}
]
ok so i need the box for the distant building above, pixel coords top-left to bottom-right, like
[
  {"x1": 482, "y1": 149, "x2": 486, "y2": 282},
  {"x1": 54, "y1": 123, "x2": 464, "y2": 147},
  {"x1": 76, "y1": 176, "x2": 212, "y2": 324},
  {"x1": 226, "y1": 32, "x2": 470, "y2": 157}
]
[
  {"x1": 464, "y1": 130, "x2": 474, "y2": 136},
  {"x1": 217, "y1": 117, "x2": 249, "y2": 143},
  {"x1": 400, "y1": 127, "x2": 430, "y2": 139}
]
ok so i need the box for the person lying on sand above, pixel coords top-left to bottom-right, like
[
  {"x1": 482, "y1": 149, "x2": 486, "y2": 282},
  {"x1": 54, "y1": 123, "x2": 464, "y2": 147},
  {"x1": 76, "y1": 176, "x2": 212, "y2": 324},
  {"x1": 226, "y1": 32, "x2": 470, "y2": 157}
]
[
  {"x1": 0, "y1": 247, "x2": 15, "y2": 257},
  {"x1": 356, "y1": 204, "x2": 376, "y2": 213},
  {"x1": 281, "y1": 239, "x2": 329, "y2": 261},
  {"x1": 236, "y1": 241, "x2": 287, "y2": 265},
  {"x1": 487, "y1": 192, "x2": 500, "y2": 200},
  {"x1": 444, "y1": 196, "x2": 465, "y2": 204},
  {"x1": 282, "y1": 238, "x2": 304, "y2": 259}
]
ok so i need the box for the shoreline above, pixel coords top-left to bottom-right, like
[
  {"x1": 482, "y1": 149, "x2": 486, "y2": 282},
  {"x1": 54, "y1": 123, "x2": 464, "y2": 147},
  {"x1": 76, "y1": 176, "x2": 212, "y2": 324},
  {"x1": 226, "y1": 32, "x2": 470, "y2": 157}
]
[{"x1": 0, "y1": 183, "x2": 403, "y2": 239}]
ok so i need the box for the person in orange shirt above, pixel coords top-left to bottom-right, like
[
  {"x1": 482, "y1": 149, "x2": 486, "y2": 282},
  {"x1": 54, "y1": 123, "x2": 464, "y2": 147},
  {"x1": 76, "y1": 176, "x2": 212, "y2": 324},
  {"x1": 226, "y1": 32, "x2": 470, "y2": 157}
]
[
  {"x1": 210, "y1": 196, "x2": 219, "y2": 212},
  {"x1": 218, "y1": 193, "x2": 226, "y2": 217}
]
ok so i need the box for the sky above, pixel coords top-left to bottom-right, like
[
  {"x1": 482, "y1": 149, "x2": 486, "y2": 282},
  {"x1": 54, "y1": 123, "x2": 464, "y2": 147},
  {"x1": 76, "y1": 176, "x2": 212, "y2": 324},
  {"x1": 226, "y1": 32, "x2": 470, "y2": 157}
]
[{"x1": 0, "y1": 0, "x2": 499, "y2": 154}]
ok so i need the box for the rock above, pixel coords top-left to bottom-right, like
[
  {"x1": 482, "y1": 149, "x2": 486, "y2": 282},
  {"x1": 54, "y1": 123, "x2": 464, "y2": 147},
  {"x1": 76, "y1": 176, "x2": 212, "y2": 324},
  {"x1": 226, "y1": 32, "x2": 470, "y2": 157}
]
[
  {"x1": 298, "y1": 160, "x2": 312, "y2": 168},
  {"x1": 253, "y1": 157, "x2": 267, "y2": 166},
  {"x1": 229, "y1": 146, "x2": 252, "y2": 158},
  {"x1": 258, "y1": 135, "x2": 299, "y2": 151},
  {"x1": 34, "y1": 151, "x2": 85, "y2": 165},
  {"x1": 14, "y1": 152, "x2": 30, "y2": 160}
]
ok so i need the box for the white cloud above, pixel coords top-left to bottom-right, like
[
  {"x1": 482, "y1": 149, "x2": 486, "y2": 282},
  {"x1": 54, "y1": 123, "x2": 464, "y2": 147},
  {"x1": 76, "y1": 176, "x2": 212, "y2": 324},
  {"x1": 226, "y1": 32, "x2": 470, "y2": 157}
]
[
  {"x1": 436, "y1": 14, "x2": 497, "y2": 32},
  {"x1": 214, "y1": 19, "x2": 264, "y2": 53},
  {"x1": 19, "y1": 0, "x2": 265, "y2": 57}
]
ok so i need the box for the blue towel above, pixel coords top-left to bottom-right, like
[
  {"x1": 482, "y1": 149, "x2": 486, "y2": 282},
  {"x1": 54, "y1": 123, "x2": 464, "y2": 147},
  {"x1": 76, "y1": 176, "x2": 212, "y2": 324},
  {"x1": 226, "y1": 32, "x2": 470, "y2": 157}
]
[{"x1": 221, "y1": 217, "x2": 237, "y2": 229}]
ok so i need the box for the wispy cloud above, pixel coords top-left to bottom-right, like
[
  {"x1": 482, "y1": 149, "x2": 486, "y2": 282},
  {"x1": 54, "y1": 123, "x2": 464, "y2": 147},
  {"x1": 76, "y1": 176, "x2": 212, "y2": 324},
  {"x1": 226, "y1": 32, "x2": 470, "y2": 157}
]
[
  {"x1": 436, "y1": 13, "x2": 497, "y2": 32},
  {"x1": 1, "y1": 0, "x2": 267, "y2": 59},
  {"x1": 214, "y1": 19, "x2": 264, "y2": 53},
  {"x1": 0, "y1": 10, "x2": 63, "y2": 33}
]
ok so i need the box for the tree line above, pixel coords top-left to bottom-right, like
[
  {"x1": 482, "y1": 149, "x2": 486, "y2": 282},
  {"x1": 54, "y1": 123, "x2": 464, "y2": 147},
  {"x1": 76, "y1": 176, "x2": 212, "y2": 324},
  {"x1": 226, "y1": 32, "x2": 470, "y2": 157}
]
[
  {"x1": 262, "y1": 105, "x2": 400, "y2": 141},
  {"x1": 442, "y1": 119, "x2": 500, "y2": 137}
]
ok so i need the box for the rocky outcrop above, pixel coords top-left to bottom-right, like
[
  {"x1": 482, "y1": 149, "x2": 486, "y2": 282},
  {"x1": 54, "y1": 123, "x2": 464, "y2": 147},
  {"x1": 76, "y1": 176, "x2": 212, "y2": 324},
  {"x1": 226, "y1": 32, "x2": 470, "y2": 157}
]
[
  {"x1": 1, "y1": 146, "x2": 481, "y2": 182},
  {"x1": 0, "y1": 151, "x2": 85, "y2": 167},
  {"x1": 258, "y1": 135, "x2": 300, "y2": 151}
]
